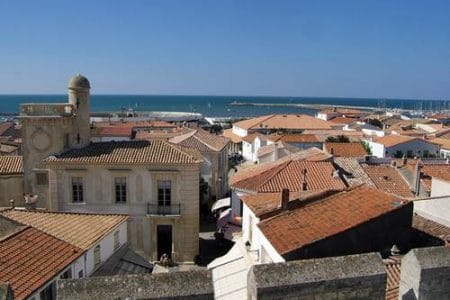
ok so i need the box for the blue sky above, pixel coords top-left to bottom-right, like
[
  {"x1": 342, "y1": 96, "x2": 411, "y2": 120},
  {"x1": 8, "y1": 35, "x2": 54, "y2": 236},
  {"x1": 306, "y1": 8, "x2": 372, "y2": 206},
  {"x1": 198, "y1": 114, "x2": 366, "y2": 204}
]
[{"x1": 0, "y1": 0, "x2": 449, "y2": 99}]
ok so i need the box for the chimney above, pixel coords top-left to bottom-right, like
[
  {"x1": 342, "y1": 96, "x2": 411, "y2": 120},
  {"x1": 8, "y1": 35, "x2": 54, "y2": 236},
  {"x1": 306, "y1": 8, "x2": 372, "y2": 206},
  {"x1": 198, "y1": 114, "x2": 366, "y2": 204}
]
[
  {"x1": 302, "y1": 168, "x2": 308, "y2": 191},
  {"x1": 330, "y1": 147, "x2": 334, "y2": 155},
  {"x1": 281, "y1": 188, "x2": 289, "y2": 210},
  {"x1": 24, "y1": 194, "x2": 38, "y2": 210},
  {"x1": 9, "y1": 199, "x2": 14, "y2": 209},
  {"x1": 402, "y1": 155, "x2": 407, "y2": 166},
  {"x1": 391, "y1": 160, "x2": 397, "y2": 167}
]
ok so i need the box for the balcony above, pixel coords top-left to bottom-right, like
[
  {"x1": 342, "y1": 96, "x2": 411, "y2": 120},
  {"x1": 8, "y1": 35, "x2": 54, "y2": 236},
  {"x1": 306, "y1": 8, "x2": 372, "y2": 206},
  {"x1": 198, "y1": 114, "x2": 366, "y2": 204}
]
[
  {"x1": 147, "y1": 203, "x2": 181, "y2": 216},
  {"x1": 20, "y1": 103, "x2": 74, "y2": 117}
]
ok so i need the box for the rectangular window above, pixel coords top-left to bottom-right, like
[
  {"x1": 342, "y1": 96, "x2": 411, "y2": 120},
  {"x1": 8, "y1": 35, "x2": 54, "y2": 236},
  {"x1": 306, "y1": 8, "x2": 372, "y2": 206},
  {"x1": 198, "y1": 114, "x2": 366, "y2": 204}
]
[
  {"x1": 72, "y1": 177, "x2": 84, "y2": 203},
  {"x1": 157, "y1": 180, "x2": 171, "y2": 207},
  {"x1": 115, "y1": 177, "x2": 127, "y2": 203},
  {"x1": 36, "y1": 172, "x2": 48, "y2": 186},
  {"x1": 60, "y1": 269, "x2": 72, "y2": 279},
  {"x1": 78, "y1": 270, "x2": 84, "y2": 278},
  {"x1": 94, "y1": 245, "x2": 101, "y2": 268},
  {"x1": 114, "y1": 231, "x2": 120, "y2": 250}
]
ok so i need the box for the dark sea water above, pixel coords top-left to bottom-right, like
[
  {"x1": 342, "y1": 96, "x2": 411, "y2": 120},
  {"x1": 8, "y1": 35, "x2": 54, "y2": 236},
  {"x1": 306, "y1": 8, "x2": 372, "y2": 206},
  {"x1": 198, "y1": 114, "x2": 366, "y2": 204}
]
[{"x1": 0, "y1": 94, "x2": 449, "y2": 118}]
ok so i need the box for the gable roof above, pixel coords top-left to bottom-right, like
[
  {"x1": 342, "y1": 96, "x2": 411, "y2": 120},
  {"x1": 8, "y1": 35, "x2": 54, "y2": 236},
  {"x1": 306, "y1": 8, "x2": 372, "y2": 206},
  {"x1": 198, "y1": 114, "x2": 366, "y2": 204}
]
[
  {"x1": 0, "y1": 155, "x2": 23, "y2": 175},
  {"x1": 373, "y1": 135, "x2": 433, "y2": 148},
  {"x1": 0, "y1": 225, "x2": 82, "y2": 300},
  {"x1": 170, "y1": 128, "x2": 229, "y2": 152},
  {"x1": 334, "y1": 157, "x2": 375, "y2": 187},
  {"x1": 44, "y1": 140, "x2": 203, "y2": 165},
  {"x1": 329, "y1": 117, "x2": 358, "y2": 125},
  {"x1": 361, "y1": 164, "x2": 414, "y2": 198},
  {"x1": 267, "y1": 134, "x2": 319, "y2": 143},
  {"x1": 234, "y1": 114, "x2": 336, "y2": 130},
  {"x1": 231, "y1": 160, "x2": 346, "y2": 193},
  {"x1": 0, "y1": 209, "x2": 128, "y2": 250},
  {"x1": 258, "y1": 185, "x2": 408, "y2": 256},
  {"x1": 421, "y1": 163, "x2": 450, "y2": 184},
  {"x1": 324, "y1": 142, "x2": 368, "y2": 157},
  {"x1": 430, "y1": 137, "x2": 450, "y2": 150}
]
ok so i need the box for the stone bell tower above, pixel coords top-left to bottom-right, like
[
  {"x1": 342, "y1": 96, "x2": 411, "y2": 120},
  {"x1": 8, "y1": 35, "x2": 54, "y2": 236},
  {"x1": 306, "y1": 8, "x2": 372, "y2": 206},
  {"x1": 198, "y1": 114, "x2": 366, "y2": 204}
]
[
  {"x1": 68, "y1": 74, "x2": 91, "y2": 148},
  {"x1": 19, "y1": 74, "x2": 92, "y2": 207}
]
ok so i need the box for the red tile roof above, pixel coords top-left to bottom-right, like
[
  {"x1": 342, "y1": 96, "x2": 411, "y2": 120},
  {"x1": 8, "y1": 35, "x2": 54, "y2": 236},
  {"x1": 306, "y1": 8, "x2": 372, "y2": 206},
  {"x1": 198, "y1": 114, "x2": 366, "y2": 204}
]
[
  {"x1": 324, "y1": 142, "x2": 368, "y2": 157},
  {"x1": 222, "y1": 128, "x2": 243, "y2": 144},
  {"x1": 361, "y1": 164, "x2": 414, "y2": 198},
  {"x1": 267, "y1": 134, "x2": 320, "y2": 143},
  {"x1": 329, "y1": 117, "x2": 358, "y2": 125},
  {"x1": 412, "y1": 213, "x2": 450, "y2": 243},
  {"x1": 0, "y1": 226, "x2": 82, "y2": 300},
  {"x1": 170, "y1": 128, "x2": 229, "y2": 152},
  {"x1": 0, "y1": 155, "x2": 23, "y2": 175},
  {"x1": 421, "y1": 164, "x2": 450, "y2": 184},
  {"x1": 231, "y1": 160, "x2": 345, "y2": 193},
  {"x1": 384, "y1": 256, "x2": 402, "y2": 300},
  {"x1": 234, "y1": 114, "x2": 337, "y2": 130},
  {"x1": 258, "y1": 186, "x2": 408, "y2": 255},
  {"x1": 373, "y1": 135, "x2": 435, "y2": 148},
  {"x1": 44, "y1": 140, "x2": 202, "y2": 165}
]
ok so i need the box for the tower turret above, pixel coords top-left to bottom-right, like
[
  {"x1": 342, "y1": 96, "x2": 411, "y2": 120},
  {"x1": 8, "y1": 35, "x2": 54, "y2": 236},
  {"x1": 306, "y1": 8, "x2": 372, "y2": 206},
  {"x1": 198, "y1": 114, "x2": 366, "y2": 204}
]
[{"x1": 68, "y1": 74, "x2": 91, "y2": 148}]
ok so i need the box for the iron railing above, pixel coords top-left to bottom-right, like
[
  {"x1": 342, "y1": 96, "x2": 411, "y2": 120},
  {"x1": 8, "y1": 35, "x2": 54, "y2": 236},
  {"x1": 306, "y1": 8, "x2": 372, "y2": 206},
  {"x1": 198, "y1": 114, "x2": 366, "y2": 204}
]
[{"x1": 147, "y1": 203, "x2": 181, "y2": 216}]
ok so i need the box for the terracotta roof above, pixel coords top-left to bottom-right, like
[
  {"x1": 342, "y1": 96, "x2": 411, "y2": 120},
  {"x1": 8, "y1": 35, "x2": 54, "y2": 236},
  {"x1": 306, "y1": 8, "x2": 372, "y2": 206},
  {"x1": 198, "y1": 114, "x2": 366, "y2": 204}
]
[
  {"x1": 412, "y1": 213, "x2": 450, "y2": 243},
  {"x1": 319, "y1": 108, "x2": 364, "y2": 115},
  {"x1": 267, "y1": 134, "x2": 319, "y2": 143},
  {"x1": 0, "y1": 209, "x2": 128, "y2": 250},
  {"x1": 170, "y1": 128, "x2": 229, "y2": 152},
  {"x1": 44, "y1": 140, "x2": 202, "y2": 165},
  {"x1": 373, "y1": 135, "x2": 424, "y2": 147},
  {"x1": 0, "y1": 143, "x2": 18, "y2": 154},
  {"x1": 361, "y1": 164, "x2": 414, "y2": 198},
  {"x1": 231, "y1": 160, "x2": 346, "y2": 193},
  {"x1": 234, "y1": 114, "x2": 336, "y2": 130},
  {"x1": 92, "y1": 126, "x2": 133, "y2": 137},
  {"x1": 222, "y1": 128, "x2": 243, "y2": 144},
  {"x1": 334, "y1": 157, "x2": 375, "y2": 187},
  {"x1": 92, "y1": 120, "x2": 176, "y2": 128},
  {"x1": 430, "y1": 137, "x2": 450, "y2": 150},
  {"x1": 420, "y1": 163, "x2": 450, "y2": 184},
  {"x1": 0, "y1": 155, "x2": 23, "y2": 175},
  {"x1": 134, "y1": 126, "x2": 193, "y2": 140},
  {"x1": 329, "y1": 117, "x2": 358, "y2": 125},
  {"x1": 258, "y1": 185, "x2": 408, "y2": 255},
  {"x1": 242, "y1": 190, "x2": 341, "y2": 218},
  {"x1": 384, "y1": 256, "x2": 402, "y2": 300},
  {"x1": 324, "y1": 142, "x2": 368, "y2": 157},
  {"x1": 0, "y1": 226, "x2": 82, "y2": 300},
  {"x1": 0, "y1": 123, "x2": 15, "y2": 136}
]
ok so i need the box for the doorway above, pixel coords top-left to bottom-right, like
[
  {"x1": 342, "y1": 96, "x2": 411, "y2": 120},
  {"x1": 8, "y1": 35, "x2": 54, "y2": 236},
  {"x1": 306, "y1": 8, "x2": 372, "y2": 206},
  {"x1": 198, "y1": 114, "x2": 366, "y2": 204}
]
[{"x1": 157, "y1": 225, "x2": 173, "y2": 259}]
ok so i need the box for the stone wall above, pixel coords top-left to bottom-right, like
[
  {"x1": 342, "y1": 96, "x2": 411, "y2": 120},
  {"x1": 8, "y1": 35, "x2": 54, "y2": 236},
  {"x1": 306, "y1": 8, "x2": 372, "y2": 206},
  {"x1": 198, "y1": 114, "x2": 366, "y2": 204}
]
[
  {"x1": 399, "y1": 246, "x2": 450, "y2": 300},
  {"x1": 56, "y1": 270, "x2": 214, "y2": 300},
  {"x1": 247, "y1": 252, "x2": 387, "y2": 300},
  {"x1": 0, "y1": 175, "x2": 23, "y2": 207}
]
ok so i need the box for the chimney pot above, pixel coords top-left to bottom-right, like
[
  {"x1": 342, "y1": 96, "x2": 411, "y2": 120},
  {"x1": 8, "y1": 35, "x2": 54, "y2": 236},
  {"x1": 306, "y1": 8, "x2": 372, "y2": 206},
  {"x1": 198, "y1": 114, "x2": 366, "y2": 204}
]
[
  {"x1": 281, "y1": 188, "x2": 289, "y2": 209},
  {"x1": 9, "y1": 199, "x2": 14, "y2": 209}
]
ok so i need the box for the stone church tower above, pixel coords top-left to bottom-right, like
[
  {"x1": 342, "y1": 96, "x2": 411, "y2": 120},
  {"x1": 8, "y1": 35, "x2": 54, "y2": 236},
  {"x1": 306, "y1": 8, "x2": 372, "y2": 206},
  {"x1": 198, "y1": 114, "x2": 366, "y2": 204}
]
[{"x1": 20, "y1": 74, "x2": 91, "y2": 207}]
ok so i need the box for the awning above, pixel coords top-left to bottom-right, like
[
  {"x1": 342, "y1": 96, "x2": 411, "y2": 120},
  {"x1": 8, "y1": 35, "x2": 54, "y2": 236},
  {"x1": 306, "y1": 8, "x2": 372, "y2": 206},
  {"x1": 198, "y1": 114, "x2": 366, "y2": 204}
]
[{"x1": 211, "y1": 197, "x2": 231, "y2": 212}]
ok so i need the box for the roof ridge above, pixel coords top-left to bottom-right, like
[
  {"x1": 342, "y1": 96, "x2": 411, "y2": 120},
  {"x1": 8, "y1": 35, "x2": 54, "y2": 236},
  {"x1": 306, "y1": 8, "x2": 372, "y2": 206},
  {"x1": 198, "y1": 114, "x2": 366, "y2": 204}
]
[
  {"x1": 248, "y1": 114, "x2": 275, "y2": 129},
  {"x1": 5, "y1": 208, "x2": 129, "y2": 218},
  {"x1": 258, "y1": 160, "x2": 293, "y2": 191},
  {"x1": 164, "y1": 140, "x2": 203, "y2": 162}
]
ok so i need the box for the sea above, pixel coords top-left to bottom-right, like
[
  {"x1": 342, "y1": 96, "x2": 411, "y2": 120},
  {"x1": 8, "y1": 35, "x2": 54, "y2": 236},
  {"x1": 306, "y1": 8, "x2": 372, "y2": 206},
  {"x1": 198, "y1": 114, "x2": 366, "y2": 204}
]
[{"x1": 0, "y1": 95, "x2": 449, "y2": 119}]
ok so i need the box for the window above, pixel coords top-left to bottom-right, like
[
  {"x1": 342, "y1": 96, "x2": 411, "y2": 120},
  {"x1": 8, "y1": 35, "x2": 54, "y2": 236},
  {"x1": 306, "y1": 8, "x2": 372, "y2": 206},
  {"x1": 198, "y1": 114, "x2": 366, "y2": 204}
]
[
  {"x1": 36, "y1": 172, "x2": 48, "y2": 186},
  {"x1": 115, "y1": 177, "x2": 127, "y2": 203},
  {"x1": 114, "y1": 231, "x2": 120, "y2": 250},
  {"x1": 78, "y1": 270, "x2": 84, "y2": 278},
  {"x1": 72, "y1": 177, "x2": 84, "y2": 203},
  {"x1": 60, "y1": 269, "x2": 72, "y2": 279},
  {"x1": 94, "y1": 245, "x2": 101, "y2": 268},
  {"x1": 158, "y1": 180, "x2": 171, "y2": 206},
  {"x1": 64, "y1": 133, "x2": 70, "y2": 149}
]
